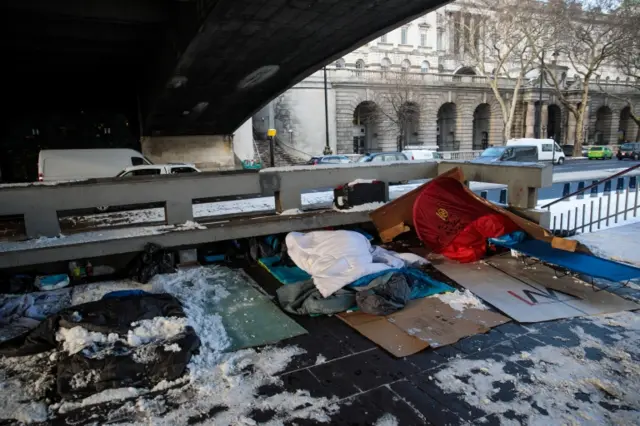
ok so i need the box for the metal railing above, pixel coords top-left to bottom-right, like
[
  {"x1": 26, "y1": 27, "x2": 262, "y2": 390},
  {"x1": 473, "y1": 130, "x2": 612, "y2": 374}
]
[
  {"x1": 551, "y1": 176, "x2": 639, "y2": 235},
  {"x1": 440, "y1": 150, "x2": 483, "y2": 161},
  {"x1": 541, "y1": 163, "x2": 640, "y2": 209}
]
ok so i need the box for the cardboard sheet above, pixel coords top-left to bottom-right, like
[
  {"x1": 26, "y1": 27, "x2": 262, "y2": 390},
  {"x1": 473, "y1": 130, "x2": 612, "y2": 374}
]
[
  {"x1": 337, "y1": 297, "x2": 510, "y2": 357},
  {"x1": 434, "y1": 256, "x2": 639, "y2": 323}
]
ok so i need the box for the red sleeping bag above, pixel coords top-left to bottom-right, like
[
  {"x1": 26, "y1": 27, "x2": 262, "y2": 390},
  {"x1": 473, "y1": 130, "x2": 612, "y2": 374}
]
[{"x1": 412, "y1": 176, "x2": 520, "y2": 263}]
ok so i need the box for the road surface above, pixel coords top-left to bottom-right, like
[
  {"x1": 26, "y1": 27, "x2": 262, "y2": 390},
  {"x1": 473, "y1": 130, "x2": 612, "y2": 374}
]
[{"x1": 555, "y1": 157, "x2": 630, "y2": 173}]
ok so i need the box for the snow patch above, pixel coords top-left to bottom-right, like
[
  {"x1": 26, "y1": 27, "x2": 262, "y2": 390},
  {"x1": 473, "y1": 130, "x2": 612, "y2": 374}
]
[
  {"x1": 432, "y1": 289, "x2": 488, "y2": 311},
  {"x1": 333, "y1": 202, "x2": 385, "y2": 213},
  {"x1": 374, "y1": 413, "x2": 399, "y2": 426},
  {"x1": 163, "y1": 343, "x2": 181, "y2": 352},
  {"x1": 56, "y1": 326, "x2": 120, "y2": 355},
  {"x1": 127, "y1": 317, "x2": 188, "y2": 347},
  {"x1": 348, "y1": 178, "x2": 376, "y2": 186}
]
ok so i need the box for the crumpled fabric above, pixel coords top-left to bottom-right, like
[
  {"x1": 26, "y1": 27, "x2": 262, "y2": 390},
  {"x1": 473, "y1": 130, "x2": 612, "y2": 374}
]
[
  {"x1": 286, "y1": 230, "x2": 404, "y2": 297},
  {"x1": 0, "y1": 288, "x2": 71, "y2": 343},
  {"x1": 355, "y1": 272, "x2": 411, "y2": 316},
  {"x1": 276, "y1": 280, "x2": 356, "y2": 316}
]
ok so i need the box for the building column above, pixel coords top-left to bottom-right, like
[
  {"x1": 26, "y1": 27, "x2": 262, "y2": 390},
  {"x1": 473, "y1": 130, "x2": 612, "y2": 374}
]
[
  {"x1": 525, "y1": 102, "x2": 535, "y2": 138},
  {"x1": 540, "y1": 103, "x2": 548, "y2": 137},
  {"x1": 566, "y1": 109, "x2": 576, "y2": 145}
]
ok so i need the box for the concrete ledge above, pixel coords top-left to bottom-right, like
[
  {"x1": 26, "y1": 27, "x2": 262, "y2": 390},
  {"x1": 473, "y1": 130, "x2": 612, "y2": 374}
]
[
  {"x1": 0, "y1": 210, "x2": 372, "y2": 269},
  {"x1": 438, "y1": 161, "x2": 553, "y2": 209}
]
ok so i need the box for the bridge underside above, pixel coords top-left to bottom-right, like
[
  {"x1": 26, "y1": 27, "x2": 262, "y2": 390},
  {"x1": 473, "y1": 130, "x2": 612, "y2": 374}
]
[{"x1": 1, "y1": 0, "x2": 449, "y2": 140}]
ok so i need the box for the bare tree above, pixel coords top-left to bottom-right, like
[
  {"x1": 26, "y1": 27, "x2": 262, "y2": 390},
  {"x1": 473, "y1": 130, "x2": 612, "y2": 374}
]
[
  {"x1": 600, "y1": 3, "x2": 640, "y2": 139},
  {"x1": 375, "y1": 71, "x2": 428, "y2": 151},
  {"x1": 530, "y1": 0, "x2": 630, "y2": 155},
  {"x1": 452, "y1": 0, "x2": 548, "y2": 142}
]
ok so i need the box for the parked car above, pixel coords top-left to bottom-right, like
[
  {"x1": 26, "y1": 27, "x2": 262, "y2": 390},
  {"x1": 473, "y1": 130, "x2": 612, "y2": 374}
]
[
  {"x1": 92, "y1": 164, "x2": 201, "y2": 213},
  {"x1": 506, "y1": 138, "x2": 565, "y2": 164},
  {"x1": 587, "y1": 146, "x2": 613, "y2": 160},
  {"x1": 116, "y1": 164, "x2": 200, "y2": 177},
  {"x1": 402, "y1": 149, "x2": 442, "y2": 161},
  {"x1": 561, "y1": 144, "x2": 575, "y2": 157},
  {"x1": 306, "y1": 155, "x2": 351, "y2": 165},
  {"x1": 38, "y1": 148, "x2": 151, "y2": 182},
  {"x1": 357, "y1": 152, "x2": 408, "y2": 162},
  {"x1": 472, "y1": 146, "x2": 538, "y2": 164},
  {"x1": 617, "y1": 143, "x2": 640, "y2": 161}
]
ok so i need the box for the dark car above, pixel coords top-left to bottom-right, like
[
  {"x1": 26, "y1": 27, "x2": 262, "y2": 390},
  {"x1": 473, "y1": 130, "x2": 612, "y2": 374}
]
[
  {"x1": 306, "y1": 155, "x2": 351, "y2": 165},
  {"x1": 561, "y1": 144, "x2": 575, "y2": 157},
  {"x1": 357, "y1": 152, "x2": 408, "y2": 162},
  {"x1": 471, "y1": 146, "x2": 538, "y2": 164},
  {"x1": 617, "y1": 143, "x2": 640, "y2": 161}
]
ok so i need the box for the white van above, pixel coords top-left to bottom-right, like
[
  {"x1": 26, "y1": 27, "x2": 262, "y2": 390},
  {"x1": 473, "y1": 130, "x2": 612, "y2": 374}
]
[
  {"x1": 506, "y1": 138, "x2": 565, "y2": 164},
  {"x1": 38, "y1": 149, "x2": 151, "y2": 182},
  {"x1": 402, "y1": 147, "x2": 443, "y2": 161}
]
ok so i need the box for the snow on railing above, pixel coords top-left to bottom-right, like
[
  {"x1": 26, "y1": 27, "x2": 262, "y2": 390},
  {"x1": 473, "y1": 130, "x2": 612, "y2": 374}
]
[{"x1": 549, "y1": 176, "x2": 640, "y2": 236}]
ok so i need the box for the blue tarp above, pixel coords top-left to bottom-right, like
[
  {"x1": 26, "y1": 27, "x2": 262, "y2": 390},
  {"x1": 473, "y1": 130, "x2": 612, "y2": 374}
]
[
  {"x1": 489, "y1": 232, "x2": 640, "y2": 283},
  {"x1": 348, "y1": 267, "x2": 454, "y2": 300},
  {"x1": 259, "y1": 255, "x2": 312, "y2": 284}
]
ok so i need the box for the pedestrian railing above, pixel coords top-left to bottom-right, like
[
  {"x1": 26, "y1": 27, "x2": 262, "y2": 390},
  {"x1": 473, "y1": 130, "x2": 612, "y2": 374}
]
[
  {"x1": 543, "y1": 163, "x2": 640, "y2": 235},
  {"x1": 440, "y1": 150, "x2": 483, "y2": 161}
]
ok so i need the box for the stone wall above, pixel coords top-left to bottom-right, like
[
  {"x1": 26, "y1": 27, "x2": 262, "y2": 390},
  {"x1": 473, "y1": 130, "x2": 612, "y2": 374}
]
[{"x1": 141, "y1": 135, "x2": 236, "y2": 171}]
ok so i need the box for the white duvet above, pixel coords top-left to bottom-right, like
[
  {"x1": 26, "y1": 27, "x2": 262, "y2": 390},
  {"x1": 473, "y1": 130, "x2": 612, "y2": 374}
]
[{"x1": 286, "y1": 230, "x2": 405, "y2": 297}]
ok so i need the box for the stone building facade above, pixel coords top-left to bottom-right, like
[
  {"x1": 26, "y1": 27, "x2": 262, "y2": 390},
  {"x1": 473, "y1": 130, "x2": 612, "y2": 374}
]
[{"x1": 252, "y1": 2, "x2": 640, "y2": 157}]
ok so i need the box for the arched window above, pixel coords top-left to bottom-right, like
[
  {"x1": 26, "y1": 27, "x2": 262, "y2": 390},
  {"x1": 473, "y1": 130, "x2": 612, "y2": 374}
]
[
  {"x1": 381, "y1": 57, "x2": 391, "y2": 71},
  {"x1": 421, "y1": 61, "x2": 430, "y2": 73},
  {"x1": 335, "y1": 58, "x2": 346, "y2": 68},
  {"x1": 401, "y1": 59, "x2": 411, "y2": 72}
]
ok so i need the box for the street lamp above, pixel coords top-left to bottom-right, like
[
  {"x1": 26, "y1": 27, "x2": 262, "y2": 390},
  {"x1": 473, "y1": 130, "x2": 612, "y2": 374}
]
[
  {"x1": 323, "y1": 66, "x2": 332, "y2": 155},
  {"x1": 288, "y1": 128, "x2": 293, "y2": 146}
]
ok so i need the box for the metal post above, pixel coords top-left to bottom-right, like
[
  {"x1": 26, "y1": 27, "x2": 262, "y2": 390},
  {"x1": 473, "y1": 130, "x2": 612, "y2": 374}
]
[
  {"x1": 269, "y1": 136, "x2": 275, "y2": 167},
  {"x1": 589, "y1": 200, "x2": 594, "y2": 233},
  {"x1": 323, "y1": 66, "x2": 332, "y2": 155},
  {"x1": 615, "y1": 192, "x2": 620, "y2": 224},
  {"x1": 598, "y1": 197, "x2": 603, "y2": 229},
  {"x1": 538, "y1": 51, "x2": 544, "y2": 139},
  {"x1": 624, "y1": 187, "x2": 629, "y2": 221},
  {"x1": 574, "y1": 207, "x2": 578, "y2": 232},
  {"x1": 606, "y1": 192, "x2": 611, "y2": 227},
  {"x1": 581, "y1": 204, "x2": 586, "y2": 233}
]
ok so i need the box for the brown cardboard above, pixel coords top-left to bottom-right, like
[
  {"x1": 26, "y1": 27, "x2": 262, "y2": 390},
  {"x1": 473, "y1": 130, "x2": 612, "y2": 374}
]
[
  {"x1": 337, "y1": 311, "x2": 428, "y2": 357},
  {"x1": 379, "y1": 222, "x2": 411, "y2": 243},
  {"x1": 388, "y1": 298, "x2": 510, "y2": 348},
  {"x1": 337, "y1": 297, "x2": 510, "y2": 357},
  {"x1": 551, "y1": 237, "x2": 578, "y2": 252}
]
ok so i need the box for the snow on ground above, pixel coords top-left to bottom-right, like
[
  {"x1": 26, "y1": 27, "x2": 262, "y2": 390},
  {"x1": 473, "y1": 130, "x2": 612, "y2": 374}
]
[
  {"x1": 432, "y1": 312, "x2": 640, "y2": 425},
  {"x1": 1, "y1": 267, "x2": 338, "y2": 425},
  {"x1": 572, "y1": 222, "x2": 640, "y2": 267},
  {"x1": 0, "y1": 352, "x2": 52, "y2": 423},
  {"x1": 373, "y1": 413, "x2": 399, "y2": 426},
  {"x1": 432, "y1": 289, "x2": 489, "y2": 312}
]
